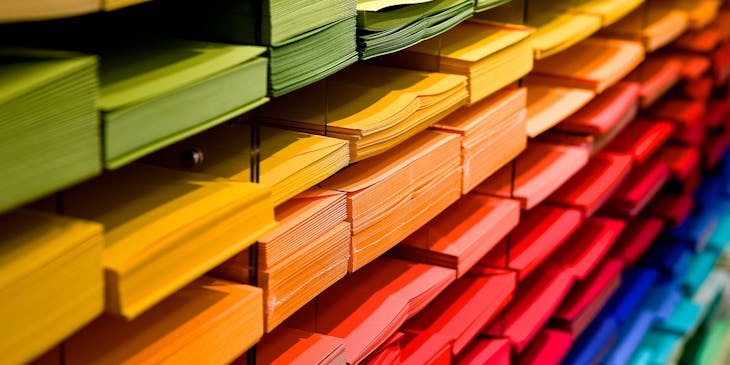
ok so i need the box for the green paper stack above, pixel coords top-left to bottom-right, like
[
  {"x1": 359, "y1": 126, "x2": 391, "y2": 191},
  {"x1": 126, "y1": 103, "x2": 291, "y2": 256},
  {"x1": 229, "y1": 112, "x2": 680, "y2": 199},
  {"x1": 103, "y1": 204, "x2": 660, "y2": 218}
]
[
  {"x1": 474, "y1": 0, "x2": 512, "y2": 12},
  {"x1": 94, "y1": 38, "x2": 268, "y2": 169},
  {"x1": 146, "y1": 0, "x2": 358, "y2": 97},
  {"x1": 0, "y1": 48, "x2": 100, "y2": 214},
  {"x1": 357, "y1": 0, "x2": 475, "y2": 59}
]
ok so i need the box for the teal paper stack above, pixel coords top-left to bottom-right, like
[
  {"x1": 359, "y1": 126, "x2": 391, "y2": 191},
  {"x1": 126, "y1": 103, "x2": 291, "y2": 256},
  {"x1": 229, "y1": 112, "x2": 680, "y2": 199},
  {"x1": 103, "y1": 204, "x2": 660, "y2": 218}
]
[
  {"x1": 0, "y1": 48, "x2": 100, "y2": 213},
  {"x1": 94, "y1": 38, "x2": 268, "y2": 169},
  {"x1": 357, "y1": 0, "x2": 475, "y2": 59}
]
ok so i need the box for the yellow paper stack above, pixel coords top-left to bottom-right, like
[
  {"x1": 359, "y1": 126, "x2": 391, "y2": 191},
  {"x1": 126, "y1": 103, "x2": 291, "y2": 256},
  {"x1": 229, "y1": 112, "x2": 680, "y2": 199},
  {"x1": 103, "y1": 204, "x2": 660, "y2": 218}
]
[
  {"x1": 432, "y1": 87, "x2": 527, "y2": 193},
  {"x1": 321, "y1": 130, "x2": 462, "y2": 271},
  {"x1": 531, "y1": 0, "x2": 646, "y2": 27},
  {"x1": 62, "y1": 163, "x2": 276, "y2": 319},
  {"x1": 145, "y1": 122, "x2": 349, "y2": 207},
  {"x1": 527, "y1": 37, "x2": 645, "y2": 93},
  {"x1": 526, "y1": 9, "x2": 603, "y2": 59},
  {"x1": 262, "y1": 64, "x2": 468, "y2": 162},
  {"x1": 0, "y1": 0, "x2": 99, "y2": 22},
  {"x1": 603, "y1": 3, "x2": 690, "y2": 52},
  {"x1": 384, "y1": 20, "x2": 534, "y2": 105},
  {"x1": 214, "y1": 188, "x2": 350, "y2": 332},
  {"x1": 0, "y1": 210, "x2": 104, "y2": 365},
  {"x1": 65, "y1": 276, "x2": 263, "y2": 365}
]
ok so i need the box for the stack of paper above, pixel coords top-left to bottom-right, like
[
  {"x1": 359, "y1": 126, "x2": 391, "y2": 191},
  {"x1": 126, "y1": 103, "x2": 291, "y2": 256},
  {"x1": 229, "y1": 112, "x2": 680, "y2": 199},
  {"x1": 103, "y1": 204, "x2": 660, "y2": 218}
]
[
  {"x1": 257, "y1": 327, "x2": 345, "y2": 365},
  {"x1": 320, "y1": 130, "x2": 462, "y2": 271},
  {"x1": 483, "y1": 265, "x2": 575, "y2": 353},
  {"x1": 145, "y1": 123, "x2": 349, "y2": 206},
  {"x1": 0, "y1": 48, "x2": 100, "y2": 214},
  {"x1": 384, "y1": 20, "x2": 534, "y2": 105},
  {"x1": 609, "y1": 218, "x2": 665, "y2": 265},
  {"x1": 648, "y1": 194, "x2": 695, "y2": 227},
  {"x1": 62, "y1": 163, "x2": 276, "y2": 318},
  {"x1": 404, "y1": 267, "x2": 516, "y2": 354},
  {"x1": 263, "y1": 64, "x2": 468, "y2": 162},
  {"x1": 65, "y1": 276, "x2": 263, "y2": 365},
  {"x1": 455, "y1": 338, "x2": 510, "y2": 364},
  {"x1": 668, "y1": 52, "x2": 711, "y2": 80},
  {"x1": 647, "y1": 99, "x2": 706, "y2": 145},
  {"x1": 527, "y1": 37, "x2": 645, "y2": 93},
  {"x1": 0, "y1": 210, "x2": 104, "y2": 365},
  {"x1": 603, "y1": 4, "x2": 689, "y2": 52},
  {"x1": 394, "y1": 194, "x2": 520, "y2": 277},
  {"x1": 667, "y1": 0, "x2": 722, "y2": 30},
  {"x1": 518, "y1": 329, "x2": 573, "y2": 365},
  {"x1": 432, "y1": 87, "x2": 527, "y2": 193},
  {"x1": 603, "y1": 119, "x2": 675, "y2": 164},
  {"x1": 55, "y1": 38, "x2": 268, "y2": 169},
  {"x1": 683, "y1": 76, "x2": 715, "y2": 100},
  {"x1": 657, "y1": 145, "x2": 701, "y2": 180},
  {"x1": 524, "y1": 83, "x2": 596, "y2": 138},
  {"x1": 601, "y1": 159, "x2": 670, "y2": 217},
  {"x1": 479, "y1": 205, "x2": 584, "y2": 280},
  {"x1": 362, "y1": 332, "x2": 403, "y2": 364},
  {"x1": 547, "y1": 153, "x2": 633, "y2": 216},
  {"x1": 572, "y1": 0, "x2": 646, "y2": 26},
  {"x1": 626, "y1": 56, "x2": 682, "y2": 107},
  {"x1": 356, "y1": 0, "x2": 475, "y2": 59},
  {"x1": 525, "y1": 9, "x2": 602, "y2": 59},
  {"x1": 213, "y1": 188, "x2": 349, "y2": 332},
  {"x1": 552, "y1": 217, "x2": 626, "y2": 279},
  {"x1": 286, "y1": 257, "x2": 456, "y2": 364},
  {"x1": 474, "y1": 141, "x2": 590, "y2": 209},
  {"x1": 554, "y1": 82, "x2": 639, "y2": 150},
  {"x1": 553, "y1": 258, "x2": 625, "y2": 337},
  {"x1": 0, "y1": 0, "x2": 99, "y2": 23},
  {"x1": 398, "y1": 331, "x2": 451, "y2": 365}
]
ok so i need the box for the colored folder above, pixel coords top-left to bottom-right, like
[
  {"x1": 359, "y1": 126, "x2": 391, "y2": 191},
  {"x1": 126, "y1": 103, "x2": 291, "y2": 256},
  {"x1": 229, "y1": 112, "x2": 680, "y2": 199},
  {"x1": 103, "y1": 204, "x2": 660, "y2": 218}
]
[
  {"x1": 480, "y1": 205, "x2": 583, "y2": 280},
  {"x1": 65, "y1": 277, "x2": 263, "y2": 365},
  {"x1": 525, "y1": 10, "x2": 602, "y2": 60},
  {"x1": 385, "y1": 20, "x2": 534, "y2": 105},
  {"x1": 262, "y1": 63, "x2": 468, "y2": 162},
  {"x1": 404, "y1": 267, "x2": 516, "y2": 355},
  {"x1": 553, "y1": 217, "x2": 626, "y2": 280},
  {"x1": 0, "y1": 0, "x2": 99, "y2": 23},
  {"x1": 474, "y1": 141, "x2": 590, "y2": 209},
  {"x1": 0, "y1": 48, "x2": 100, "y2": 214},
  {"x1": 603, "y1": 3, "x2": 689, "y2": 52},
  {"x1": 321, "y1": 130, "x2": 462, "y2": 271},
  {"x1": 256, "y1": 327, "x2": 345, "y2": 365},
  {"x1": 0, "y1": 210, "x2": 104, "y2": 365},
  {"x1": 356, "y1": 0, "x2": 474, "y2": 59},
  {"x1": 608, "y1": 217, "x2": 665, "y2": 265},
  {"x1": 483, "y1": 265, "x2": 575, "y2": 353},
  {"x1": 602, "y1": 159, "x2": 670, "y2": 217},
  {"x1": 547, "y1": 153, "x2": 633, "y2": 216},
  {"x1": 524, "y1": 83, "x2": 595, "y2": 138},
  {"x1": 395, "y1": 194, "x2": 520, "y2": 277},
  {"x1": 518, "y1": 329, "x2": 573, "y2": 365},
  {"x1": 455, "y1": 338, "x2": 510, "y2": 365},
  {"x1": 400, "y1": 330, "x2": 452, "y2": 365},
  {"x1": 603, "y1": 120, "x2": 675, "y2": 165},
  {"x1": 647, "y1": 194, "x2": 695, "y2": 228},
  {"x1": 286, "y1": 257, "x2": 456, "y2": 364},
  {"x1": 626, "y1": 56, "x2": 682, "y2": 108},
  {"x1": 527, "y1": 37, "x2": 645, "y2": 93},
  {"x1": 552, "y1": 258, "x2": 625, "y2": 337},
  {"x1": 213, "y1": 188, "x2": 349, "y2": 332},
  {"x1": 432, "y1": 87, "x2": 527, "y2": 193},
  {"x1": 63, "y1": 163, "x2": 276, "y2": 319},
  {"x1": 145, "y1": 123, "x2": 349, "y2": 207}
]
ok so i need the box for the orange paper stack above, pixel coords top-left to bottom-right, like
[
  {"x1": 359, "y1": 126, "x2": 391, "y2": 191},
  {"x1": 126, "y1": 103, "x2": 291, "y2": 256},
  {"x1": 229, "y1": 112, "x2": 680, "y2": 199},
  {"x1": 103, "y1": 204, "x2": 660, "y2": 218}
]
[
  {"x1": 286, "y1": 257, "x2": 455, "y2": 364},
  {"x1": 527, "y1": 37, "x2": 645, "y2": 93},
  {"x1": 321, "y1": 130, "x2": 462, "y2": 271},
  {"x1": 432, "y1": 87, "x2": 527, "y2": 193},
  {"x1": 394, "y1": 194, "x2": 520, "y2": 277},
  {"x1": 213, "y1": 188, "x2": 350, "y2": 332},
  {"x1": 256, "y1": 327, "x2": 345, "y2": 365},
  {"x1": 65, "y1": 276, "x2": 263, "y2": 365},
  {"x1": 474, "y1": 142, "x2": 590, "y2": 210},
  {"x1": 524, "y1": 83, "x2": 596, "y2": 138},
  {"x1": 603, "y1": 3, "x2": 690, "y2": 52}
]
